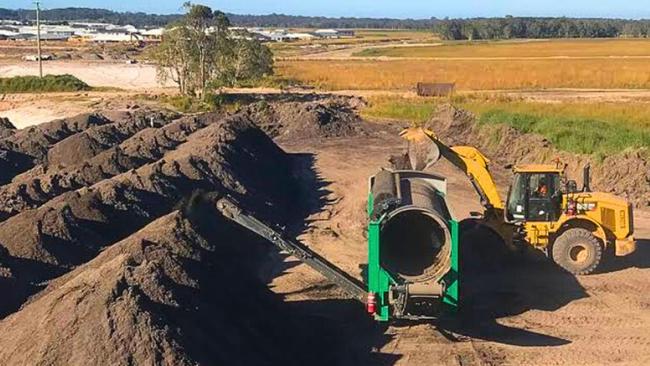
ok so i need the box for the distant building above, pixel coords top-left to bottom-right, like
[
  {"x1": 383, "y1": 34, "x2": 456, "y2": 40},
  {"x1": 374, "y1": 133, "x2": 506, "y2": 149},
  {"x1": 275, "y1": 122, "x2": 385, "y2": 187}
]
[
  {"x1": 38, "y1": 33, "x2": 70, "y2": 41},
  {"x1": 246, "y1": 28, "x2": 320, "y2": 42},
  {"x1": 337, "y1": 29, "x2": 355, "y2": 37},
  {"x1": 8, "y1": 33, "x2": 34, "y2": 41},
  {"x1": 0, "y1": 25, "x2": 18, "y2": 32},
  {"x1": 312, "y1": 29, "x2": 356, "y2": 38},
  {"x1": 286, "y1": 32, "x2": 317, "y2": 40},
  {"x1": 140, "y1": 28, "x2": 164, "y2": 42},
  {"x1": 249, "y1": 32, "x2": 271, "y2": 42},
  {"x1": 18, "y1": 26, "x2": 73, "y2": 36},
  {"x1": 0, "y1": 27, "x2": 19, "y2": 38},
  {"x1": 314, "y1": 29, "x2": 339, "y2": 38},
  {"x1": 87, "y1": 31, "x2": 142, "y2": 42}
]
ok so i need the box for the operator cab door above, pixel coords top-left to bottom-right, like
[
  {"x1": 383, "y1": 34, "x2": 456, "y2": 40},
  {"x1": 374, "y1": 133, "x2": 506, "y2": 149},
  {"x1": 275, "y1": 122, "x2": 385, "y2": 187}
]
[{"x1": 506, "y1": 172, "x2": 562, "y2": 223}]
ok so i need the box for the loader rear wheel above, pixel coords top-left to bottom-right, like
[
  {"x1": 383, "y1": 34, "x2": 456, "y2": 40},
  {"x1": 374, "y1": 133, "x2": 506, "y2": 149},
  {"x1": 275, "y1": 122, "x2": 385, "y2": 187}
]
[{"x1": 552, "y1": 228, "x2": 602, "y2": 275}]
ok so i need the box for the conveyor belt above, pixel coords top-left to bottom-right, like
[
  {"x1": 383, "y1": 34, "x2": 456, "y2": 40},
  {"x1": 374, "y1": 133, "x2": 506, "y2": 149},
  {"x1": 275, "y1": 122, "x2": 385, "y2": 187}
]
[{"x1": 216, "y1": 198, "x2": 367, "y2": 302}]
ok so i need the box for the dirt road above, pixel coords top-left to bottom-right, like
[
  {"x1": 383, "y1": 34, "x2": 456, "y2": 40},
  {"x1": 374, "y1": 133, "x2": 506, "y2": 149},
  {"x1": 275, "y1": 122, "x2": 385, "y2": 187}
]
[
  {"x1": 0, "y1": 60, "x2": 174, "y2": 89},
  {"x1": 0, "y1": 90, "x2": 173, "y2": 128},
  {"x1": 276, "y1": 133, "x2": 650, "y2": 366}
]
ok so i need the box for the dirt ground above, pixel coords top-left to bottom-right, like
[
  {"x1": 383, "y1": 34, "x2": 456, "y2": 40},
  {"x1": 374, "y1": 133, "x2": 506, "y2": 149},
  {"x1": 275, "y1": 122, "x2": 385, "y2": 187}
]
[
  {"x1": 0, "y1": 60, "x2": 173, "y2": 89},
  {"x1": 0, "y1": 104, "x2": 361, "y2": 365},
  {"x1": 275, "y1": 131, "x2": 650, "y2": 366},
  {"x1": 0, "y1": 91, "x2": 647, "y2": 365}
]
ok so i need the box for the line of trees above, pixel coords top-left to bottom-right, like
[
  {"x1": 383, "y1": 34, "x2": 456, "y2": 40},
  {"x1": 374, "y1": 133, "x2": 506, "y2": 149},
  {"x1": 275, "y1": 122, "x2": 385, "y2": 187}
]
[
  {"x1": 0, "y1": 7, "x2": 437, "y2": 29},
  {"x1": 2, "y1": 7, "x2": 650, "y2": 38},
  {"x1": 0, "y1": 7, "x2": 181, "y2": 27},
  {"x1": 150, "y1": 3, "x2": 272, "y2": 98},
  {"x1": 226, "y1": 14, "x2": 437, "y2": 29},
  {"x1": 435, "y1": 17, "x2": 650, "y2": 40}
]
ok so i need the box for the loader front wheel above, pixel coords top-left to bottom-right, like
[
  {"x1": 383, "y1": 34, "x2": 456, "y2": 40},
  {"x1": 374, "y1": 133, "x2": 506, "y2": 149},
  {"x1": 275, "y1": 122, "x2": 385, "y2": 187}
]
[{"x1": 552, "y1": 228, "x2": 602, "y2": 275}]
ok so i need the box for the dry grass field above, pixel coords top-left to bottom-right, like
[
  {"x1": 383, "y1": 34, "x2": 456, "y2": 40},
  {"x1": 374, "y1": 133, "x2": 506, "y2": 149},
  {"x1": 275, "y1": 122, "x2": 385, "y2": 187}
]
[
  {"x1": 277, "y1": 57, "x2": 650, "y2": 90},
  {"x1": 353, "y1": 38, "x2": 650, "y2": 58},
  {"x1": 277, "y1": 38, "x2": 650, "y2": 90}
]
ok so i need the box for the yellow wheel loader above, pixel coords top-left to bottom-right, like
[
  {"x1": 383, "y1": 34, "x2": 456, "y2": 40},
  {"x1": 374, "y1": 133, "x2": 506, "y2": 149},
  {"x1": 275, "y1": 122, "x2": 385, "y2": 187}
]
[{"x1": 401, "y1": 127, "x2": 636, "y2": 275}]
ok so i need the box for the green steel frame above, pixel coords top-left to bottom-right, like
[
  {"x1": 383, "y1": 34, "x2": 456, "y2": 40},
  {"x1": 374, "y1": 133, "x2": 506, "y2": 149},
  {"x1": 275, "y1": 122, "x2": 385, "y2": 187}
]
[{"x1": 366, "y1": 194, "x2": 459, "y2": 322}]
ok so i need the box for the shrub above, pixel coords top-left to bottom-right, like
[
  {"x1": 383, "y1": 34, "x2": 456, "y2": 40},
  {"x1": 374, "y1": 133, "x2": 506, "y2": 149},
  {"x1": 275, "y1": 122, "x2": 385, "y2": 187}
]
[{"x1": 0, "y1": 74, "x2": 90, "y2": 93}]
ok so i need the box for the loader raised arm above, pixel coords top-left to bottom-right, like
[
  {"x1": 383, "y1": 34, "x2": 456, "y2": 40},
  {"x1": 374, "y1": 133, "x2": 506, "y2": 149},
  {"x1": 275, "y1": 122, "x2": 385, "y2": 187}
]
[
  {"x1": 400, "y1": 128, "x2": 504, "y2": 211},
  {"x1": 400, "y1": 127, "x2": 512, "y2": 244},
  {"x1": 399, "y1": 126, "x2": 636, "y2": 275}
]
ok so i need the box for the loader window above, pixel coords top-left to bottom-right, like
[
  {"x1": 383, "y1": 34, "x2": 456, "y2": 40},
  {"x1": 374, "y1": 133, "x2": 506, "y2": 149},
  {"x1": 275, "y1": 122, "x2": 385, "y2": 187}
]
[
  {"x1": 527, "y1": 173, "x2": 561, "y2": 222},
  {"x1": 506, "y1": 172, "x2": 561, "y2": 222},
  {"x1": 507, "y1": 174, "x2": 527, "y2": 221}
]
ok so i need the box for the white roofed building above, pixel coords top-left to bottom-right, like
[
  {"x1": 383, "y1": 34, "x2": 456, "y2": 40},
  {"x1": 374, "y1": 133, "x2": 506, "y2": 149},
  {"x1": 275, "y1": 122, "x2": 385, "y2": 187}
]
[{"x1": 314, "y1": 29, "x2": 339, "y2": 38}]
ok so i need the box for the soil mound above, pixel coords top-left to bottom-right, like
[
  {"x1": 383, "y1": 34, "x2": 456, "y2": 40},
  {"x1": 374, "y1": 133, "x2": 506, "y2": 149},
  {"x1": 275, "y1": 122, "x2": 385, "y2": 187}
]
[
  {"x1": 243, "y1": 97, "x2": 364, "y2": 140},
  {"x1": 0, "y1": 113, "x2": 112, "y2": 162},
  {"x1": 46, "y1": 108, "x2": 179, "y2": 168},
  {"x1": 0, "y1": 113, "x2": 295, "y2": 316},
  {"x1": 426, "y1": 104, "x2": 650, "y2": 207},
  {"x1": 0, "y1": 113, "x2": 220, "y2": 221},
  {"x1": 0, "y1": 210, "x2": 325, "y2": 366},
  {"x1": 0, "y1": 149, "x2": 33, "y2": 186},
  {"x1": 0, "y1": 113, "x2": 112, "y2": 181},
  {"x1": 0, "y1": 118, "x2": 16, "y2": 139}
]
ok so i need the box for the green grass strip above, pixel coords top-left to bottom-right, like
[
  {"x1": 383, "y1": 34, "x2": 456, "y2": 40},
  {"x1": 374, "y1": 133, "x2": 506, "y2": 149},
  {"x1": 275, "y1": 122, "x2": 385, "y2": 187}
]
[{"x1": 0, "y1": 74, "x2": 90, "y2": 93}]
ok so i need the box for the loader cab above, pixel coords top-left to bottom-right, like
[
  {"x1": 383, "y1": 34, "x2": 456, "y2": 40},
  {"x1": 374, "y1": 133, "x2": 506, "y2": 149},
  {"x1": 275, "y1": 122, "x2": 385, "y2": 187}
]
[{"x1": 506, "y1": 165, "x2": 563, "y2": 223}]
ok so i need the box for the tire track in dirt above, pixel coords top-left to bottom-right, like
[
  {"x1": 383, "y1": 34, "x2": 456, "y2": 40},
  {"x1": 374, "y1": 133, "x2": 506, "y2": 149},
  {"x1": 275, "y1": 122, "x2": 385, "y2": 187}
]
[{"x1": 479, "y1": 265, "x2": 650, "y2": 365}]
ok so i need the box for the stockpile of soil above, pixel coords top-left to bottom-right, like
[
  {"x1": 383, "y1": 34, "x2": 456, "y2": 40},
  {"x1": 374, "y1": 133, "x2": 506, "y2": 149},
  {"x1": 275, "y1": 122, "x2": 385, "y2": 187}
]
[
  {"x1": 0, "y1": 149, "x2": 32, "y2": 186},
  {"x1": 46, "y1": 108, "x2": 179, "y2": 168},
  {"x1": 0, "y1": 118, "x2": 15, "y2": 138},
  {"x1": 427, "y1": 104, "x2": 650, "y2": 207},
  {"x1": 0, "y1": 113, "x2": 218, "y2": 220},
  {"x1": 0, "y1": 209, "x2": 334, "y2": 366},
  {"x1": 0, "y1": 102, "x2": 373, "y2": 365},
  {"x1": 0, "y1": 113, "x2": 112, "y2": 185},
  {"x1": 243, "y1": 96, "x2": 364, "y2": 140},
  {"x1": 0, "y1": 114, "x2": 294, "y2": 315},
  {"x1": 0, "y1": 113, "x2": 112, "y2": 164}
]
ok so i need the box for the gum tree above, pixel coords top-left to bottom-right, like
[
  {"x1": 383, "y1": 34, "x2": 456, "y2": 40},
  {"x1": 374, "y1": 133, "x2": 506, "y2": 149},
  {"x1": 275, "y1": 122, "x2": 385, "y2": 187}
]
[{"x1": 151, "y1": 3, "x2": 273, "y2": 99}]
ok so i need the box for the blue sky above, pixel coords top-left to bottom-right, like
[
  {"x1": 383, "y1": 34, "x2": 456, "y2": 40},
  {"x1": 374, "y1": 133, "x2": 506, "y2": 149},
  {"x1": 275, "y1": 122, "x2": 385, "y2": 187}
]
[{"x1": 8, "y1": 0, "x2": 650, "y2": 19}]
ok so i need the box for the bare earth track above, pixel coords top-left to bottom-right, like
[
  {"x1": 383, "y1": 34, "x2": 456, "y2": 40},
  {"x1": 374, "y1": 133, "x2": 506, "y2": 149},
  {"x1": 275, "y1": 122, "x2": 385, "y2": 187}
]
[
  {"x1": 0, "y1": 96, "x2": 647, "y2": 365},
  {"x1": 276, "y1": 125, "x2": 650, "y2": 366}
]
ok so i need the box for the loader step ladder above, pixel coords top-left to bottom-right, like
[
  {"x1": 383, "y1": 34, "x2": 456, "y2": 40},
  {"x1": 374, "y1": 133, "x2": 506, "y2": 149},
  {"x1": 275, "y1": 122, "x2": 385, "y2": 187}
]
[{"x1": 216, "y1": 198, "x2": 367, "y2": 302}]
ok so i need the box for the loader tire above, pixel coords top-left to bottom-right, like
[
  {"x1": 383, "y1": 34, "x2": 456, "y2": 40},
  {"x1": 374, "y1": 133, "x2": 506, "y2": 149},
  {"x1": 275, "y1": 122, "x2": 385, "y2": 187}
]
[{"x1": 552, "y1": 228, "x2": 602, "y2": 275}]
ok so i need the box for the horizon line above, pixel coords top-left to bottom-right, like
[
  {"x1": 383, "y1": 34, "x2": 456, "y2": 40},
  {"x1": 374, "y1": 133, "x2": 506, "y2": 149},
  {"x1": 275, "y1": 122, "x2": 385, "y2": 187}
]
[{"x1": 1, "y1": 7, "x2": 649, "y2": 21}]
